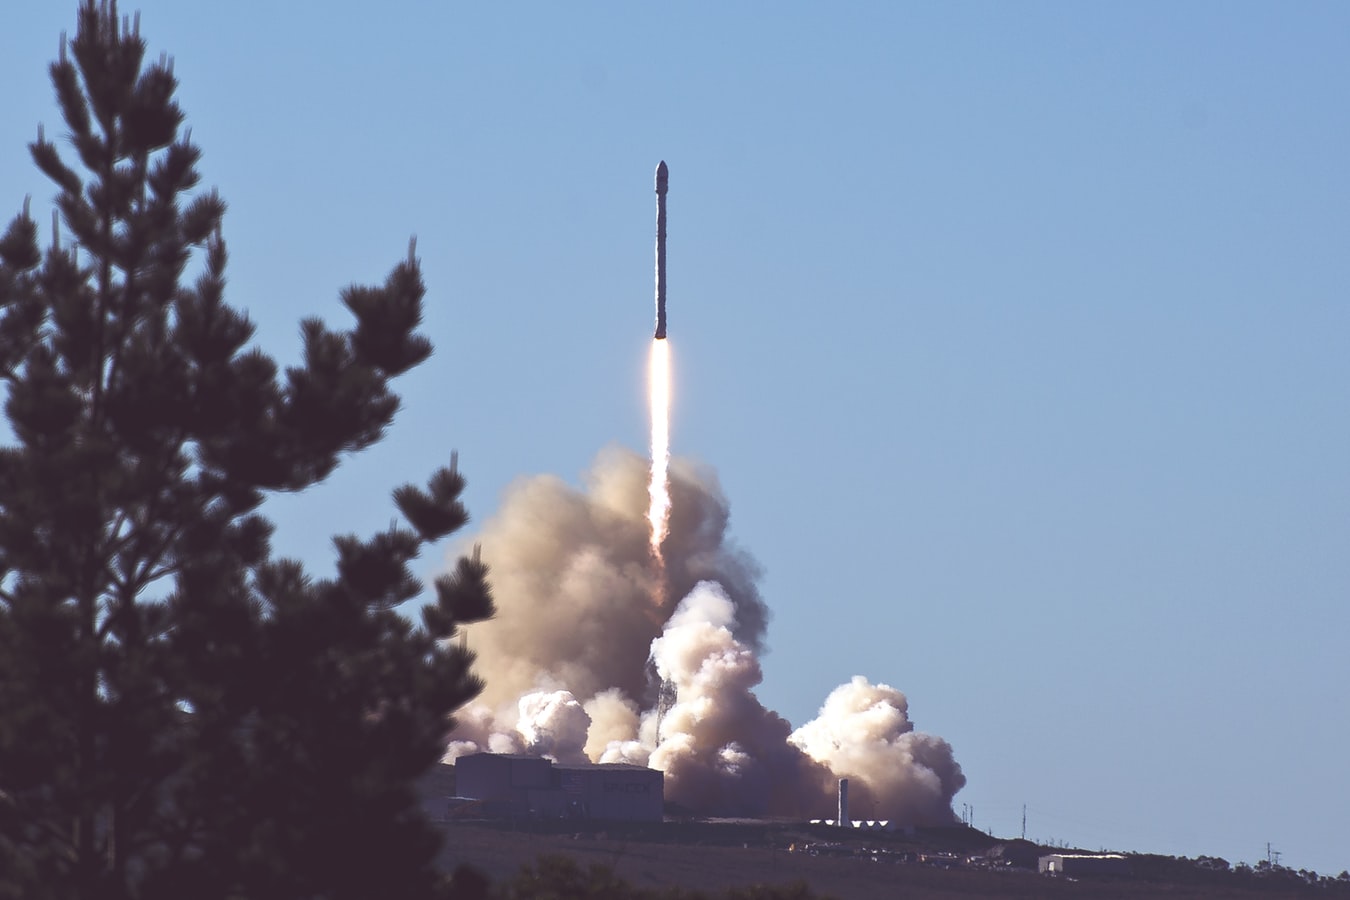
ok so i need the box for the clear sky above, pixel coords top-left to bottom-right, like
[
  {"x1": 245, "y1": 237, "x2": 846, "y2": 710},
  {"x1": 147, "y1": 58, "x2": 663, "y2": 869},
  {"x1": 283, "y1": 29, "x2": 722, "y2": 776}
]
[{"x1": 4, "y1": 0, "x2": 1348, "y2": 877}]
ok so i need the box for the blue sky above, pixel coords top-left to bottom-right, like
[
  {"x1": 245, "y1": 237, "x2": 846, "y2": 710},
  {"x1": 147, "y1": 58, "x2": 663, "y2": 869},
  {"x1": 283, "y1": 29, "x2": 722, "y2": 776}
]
[{"x1": 4, "y1": 1, "x2": 1349, "y2": 876}]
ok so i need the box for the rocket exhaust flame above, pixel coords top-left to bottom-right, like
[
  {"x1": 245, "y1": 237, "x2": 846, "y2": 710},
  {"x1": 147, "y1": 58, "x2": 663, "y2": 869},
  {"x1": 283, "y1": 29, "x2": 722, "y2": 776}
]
[{"x1": 647, "y1": 339, "x2": 672, "y2": 583}]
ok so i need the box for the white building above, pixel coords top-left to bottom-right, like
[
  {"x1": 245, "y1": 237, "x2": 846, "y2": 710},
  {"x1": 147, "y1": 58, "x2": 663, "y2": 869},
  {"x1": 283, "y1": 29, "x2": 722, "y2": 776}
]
[{"x1": 1039, "y1": 853, "x2": 1131, "y2": 876}]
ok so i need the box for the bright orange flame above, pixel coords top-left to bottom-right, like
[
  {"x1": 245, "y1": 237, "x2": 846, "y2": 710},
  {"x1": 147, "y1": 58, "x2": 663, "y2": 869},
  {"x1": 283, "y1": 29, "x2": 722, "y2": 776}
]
[{"x1": 647, "y1": 339, "x2": 672, "y2": 577}]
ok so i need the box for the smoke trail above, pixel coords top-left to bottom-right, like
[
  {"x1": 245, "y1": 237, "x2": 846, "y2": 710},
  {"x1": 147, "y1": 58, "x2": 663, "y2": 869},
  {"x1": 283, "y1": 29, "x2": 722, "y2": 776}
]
[
  {"x1": 443, "y1": 448, "x2": 964, "y2": 825},
  {"x1": 647, "y1": 339, "x2": 672, "y2": 587}
]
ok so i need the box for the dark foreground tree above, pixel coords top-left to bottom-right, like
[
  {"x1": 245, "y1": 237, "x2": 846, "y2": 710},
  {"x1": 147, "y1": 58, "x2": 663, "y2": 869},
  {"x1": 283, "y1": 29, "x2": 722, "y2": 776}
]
[{"x1": 0, "y1": 3, "x2": 493, "y2": 898}]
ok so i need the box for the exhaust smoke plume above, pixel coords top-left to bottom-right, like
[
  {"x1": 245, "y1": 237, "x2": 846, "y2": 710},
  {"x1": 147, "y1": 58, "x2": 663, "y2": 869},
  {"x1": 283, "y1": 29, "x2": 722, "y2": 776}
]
[{"x1": 444, "y1": 448, "x2": 965, "y2": 824}]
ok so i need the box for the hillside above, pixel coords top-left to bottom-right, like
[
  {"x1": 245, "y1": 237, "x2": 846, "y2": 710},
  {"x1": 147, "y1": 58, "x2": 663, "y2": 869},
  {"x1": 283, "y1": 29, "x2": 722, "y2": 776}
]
[
  {"x1": 431, "y1": 818, "x2": 1349, "y2": 899},
  {"x1": 420, "y1": 766, "x2": 1348, "y2": 897}
]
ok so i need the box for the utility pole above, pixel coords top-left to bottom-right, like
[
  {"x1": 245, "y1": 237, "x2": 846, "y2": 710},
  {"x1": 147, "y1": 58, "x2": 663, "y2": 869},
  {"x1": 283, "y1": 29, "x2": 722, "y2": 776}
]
[{"x1": 1022, "y1": 804, "x2": 1027, "y2": 841}]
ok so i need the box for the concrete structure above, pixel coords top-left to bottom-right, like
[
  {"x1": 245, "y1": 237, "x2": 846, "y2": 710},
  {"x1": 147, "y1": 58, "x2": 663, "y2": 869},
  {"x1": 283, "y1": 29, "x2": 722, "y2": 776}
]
[
  {"x1": 1039, "y1": 853, "x2": 1131, "y2": 876},
  {"x1": 454, "y1": 753, "x2": 663, "y2": 823}
]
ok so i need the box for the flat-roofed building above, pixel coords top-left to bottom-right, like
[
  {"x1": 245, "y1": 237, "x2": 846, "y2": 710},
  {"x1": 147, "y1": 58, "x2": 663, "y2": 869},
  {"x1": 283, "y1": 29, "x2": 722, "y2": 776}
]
[{"x1": 453, "y1": 753, "x2": 663, "y2": 822}]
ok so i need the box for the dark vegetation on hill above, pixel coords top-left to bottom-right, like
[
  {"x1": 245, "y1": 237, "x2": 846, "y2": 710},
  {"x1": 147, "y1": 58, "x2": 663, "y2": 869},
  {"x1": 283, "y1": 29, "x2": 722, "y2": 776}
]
[
  {"x1": 421, "y1": 764, "x2": 1349, "y2": 897},
  {"x1": 426, "y1": 811, "x2": 1350, "y2": 899}
]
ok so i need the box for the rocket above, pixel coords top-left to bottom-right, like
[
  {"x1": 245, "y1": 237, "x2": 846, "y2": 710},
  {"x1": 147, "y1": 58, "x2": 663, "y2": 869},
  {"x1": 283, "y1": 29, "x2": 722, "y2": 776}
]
[{"x1": 654, "y1": 160, "x2": 669, "y2": 340}]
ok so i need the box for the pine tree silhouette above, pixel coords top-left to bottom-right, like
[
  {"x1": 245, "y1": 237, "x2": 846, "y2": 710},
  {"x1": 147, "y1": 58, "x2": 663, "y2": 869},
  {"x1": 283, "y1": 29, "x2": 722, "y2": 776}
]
[{"x1": 0, "y1": 4, "x2": 493, "y2": 897}]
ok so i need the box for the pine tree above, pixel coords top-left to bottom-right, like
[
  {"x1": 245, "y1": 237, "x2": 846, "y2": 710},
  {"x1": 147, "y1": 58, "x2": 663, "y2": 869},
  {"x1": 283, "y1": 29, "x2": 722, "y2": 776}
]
[{"x1": 0, "y1": 3, "x2": 494, "y2": 898}]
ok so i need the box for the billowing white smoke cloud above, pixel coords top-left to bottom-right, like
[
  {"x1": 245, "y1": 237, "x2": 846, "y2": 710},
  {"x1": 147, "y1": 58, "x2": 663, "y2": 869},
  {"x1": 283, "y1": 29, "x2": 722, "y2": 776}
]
[
  {"x1": 516, "y1": 690, "x2": 591, "y2": 764},
  {"x1": 445, "y1": 448, "x2": 964, "y2": 824},
  {"x1": 444, "y1": 689, "x2": 592, "y2": 764},
  {"x1": 790, "y1": 677, "x2": 966, "y2": 825},
  {"x1": 639, "y1": 583, "x2": 834, "y2": 817}
]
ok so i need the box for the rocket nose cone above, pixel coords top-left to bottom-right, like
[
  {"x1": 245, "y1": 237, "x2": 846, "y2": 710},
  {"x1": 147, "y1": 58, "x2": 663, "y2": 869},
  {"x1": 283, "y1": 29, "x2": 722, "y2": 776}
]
[{"x1": 656, "y1": 160, "x2": 669, "y2": 192}]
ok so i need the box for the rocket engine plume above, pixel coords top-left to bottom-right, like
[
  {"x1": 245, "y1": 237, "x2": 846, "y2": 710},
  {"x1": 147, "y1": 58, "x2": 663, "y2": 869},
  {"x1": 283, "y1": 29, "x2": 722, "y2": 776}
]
[{"x1": 647, "y1": 339, "x2": 672, "y2": 586}]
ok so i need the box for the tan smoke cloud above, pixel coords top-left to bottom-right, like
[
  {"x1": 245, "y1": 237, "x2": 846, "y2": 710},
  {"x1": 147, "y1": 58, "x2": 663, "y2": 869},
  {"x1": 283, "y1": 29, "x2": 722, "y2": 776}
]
[
  {"x1": 582, "y1": 689, "x2": 641, "y2": 761},
  {"x1": 445, "y1": 448, "x2": 963, "y2": 824},
  {"x1": 458, "y1": 447, "x2": 767, "y2": 712}
]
